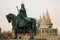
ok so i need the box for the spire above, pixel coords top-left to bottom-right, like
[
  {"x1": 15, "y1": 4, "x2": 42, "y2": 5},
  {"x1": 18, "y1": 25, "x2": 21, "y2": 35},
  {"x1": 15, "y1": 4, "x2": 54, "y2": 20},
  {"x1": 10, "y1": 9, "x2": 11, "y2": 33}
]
[
  {"x1": 40, "y1": 12, "x2": 46, "y2": 24},
  {"x1": 38, "y1": 16, "x2": 42, "y2": 23},
  {"x1": 43, "y1": 12, "x2": 45, "y2": 19},
  {"x1": 45, "y1": 9, "x2": 50, "y2": 19},
  {"x1": 45, "y1": 9, "x2": 51, "y2": 24},
  {"x1": 38, "y1": 9, "x2": 52, "y2": 25}
]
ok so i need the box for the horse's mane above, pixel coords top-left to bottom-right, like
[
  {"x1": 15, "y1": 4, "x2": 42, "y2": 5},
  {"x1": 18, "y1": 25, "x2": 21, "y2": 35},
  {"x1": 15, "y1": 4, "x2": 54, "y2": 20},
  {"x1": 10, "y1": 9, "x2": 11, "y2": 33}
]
[{"x1": 6, "y1": 13, "x2": 16, "y2": 18}]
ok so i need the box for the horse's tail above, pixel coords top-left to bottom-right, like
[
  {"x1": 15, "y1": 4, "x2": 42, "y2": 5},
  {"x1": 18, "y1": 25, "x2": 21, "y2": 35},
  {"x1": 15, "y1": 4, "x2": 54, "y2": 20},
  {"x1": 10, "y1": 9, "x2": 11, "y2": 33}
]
[{"x1": 31, "y1": 18, "x2": 37, "y2": 35}]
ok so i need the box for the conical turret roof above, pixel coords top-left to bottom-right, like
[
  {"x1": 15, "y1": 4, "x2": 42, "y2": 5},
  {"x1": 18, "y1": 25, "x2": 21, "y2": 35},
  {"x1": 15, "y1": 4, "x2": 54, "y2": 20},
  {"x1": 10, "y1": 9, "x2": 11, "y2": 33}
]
[
  {"x1": 38, "y1": 10, "x2": 51, "y2": 25},
  {"x1": 38, "y1": 16, "x2": 41, "y2": 23},
  {"x1": 40, "y1": 12, "x2": 46, "y2": 24},
  {"x1": 45, "y1": 9, "x2": 51, "y2": 24}
]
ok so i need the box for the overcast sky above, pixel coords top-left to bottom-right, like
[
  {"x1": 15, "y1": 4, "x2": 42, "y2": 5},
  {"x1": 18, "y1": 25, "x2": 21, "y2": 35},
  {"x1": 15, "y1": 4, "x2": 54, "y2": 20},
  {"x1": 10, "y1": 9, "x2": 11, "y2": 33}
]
[{"x1": 0, "y1": 0, "x2": 60, "y2": 32}]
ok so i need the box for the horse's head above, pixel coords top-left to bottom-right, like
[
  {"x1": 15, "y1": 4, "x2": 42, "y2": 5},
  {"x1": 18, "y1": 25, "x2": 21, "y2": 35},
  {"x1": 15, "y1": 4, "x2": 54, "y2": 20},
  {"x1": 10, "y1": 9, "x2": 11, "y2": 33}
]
[{"x1": 6, "y1": 13, "x2": 16, "y2": 23}]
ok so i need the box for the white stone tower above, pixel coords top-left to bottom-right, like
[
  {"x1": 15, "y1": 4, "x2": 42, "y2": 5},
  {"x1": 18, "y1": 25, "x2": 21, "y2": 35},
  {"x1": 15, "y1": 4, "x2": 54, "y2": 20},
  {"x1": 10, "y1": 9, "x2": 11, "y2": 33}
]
[{"x1": 38, "y1": 10, "x2": 53, "y2": 29}]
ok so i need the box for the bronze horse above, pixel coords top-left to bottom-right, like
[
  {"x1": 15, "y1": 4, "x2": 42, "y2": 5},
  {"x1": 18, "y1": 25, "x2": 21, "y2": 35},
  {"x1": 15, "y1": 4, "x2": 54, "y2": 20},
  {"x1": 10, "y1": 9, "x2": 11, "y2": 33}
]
[{"x1": 6, "y1": 3, "x2": 36, "y2": 40}]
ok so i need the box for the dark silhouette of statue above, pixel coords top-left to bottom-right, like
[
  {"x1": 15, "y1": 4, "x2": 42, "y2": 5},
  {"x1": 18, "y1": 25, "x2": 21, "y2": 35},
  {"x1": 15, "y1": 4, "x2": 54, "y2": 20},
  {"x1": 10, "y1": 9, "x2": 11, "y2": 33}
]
[{"x1": 6, "y1": 3, "x2": 36, "y2": 40}]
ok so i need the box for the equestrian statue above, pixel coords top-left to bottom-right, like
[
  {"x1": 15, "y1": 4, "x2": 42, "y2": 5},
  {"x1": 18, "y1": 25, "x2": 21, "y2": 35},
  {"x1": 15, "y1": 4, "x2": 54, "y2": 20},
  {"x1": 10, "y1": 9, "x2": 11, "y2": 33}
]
[{"x1": 6, "y1": 3, "x2": 37, "y2": 40}]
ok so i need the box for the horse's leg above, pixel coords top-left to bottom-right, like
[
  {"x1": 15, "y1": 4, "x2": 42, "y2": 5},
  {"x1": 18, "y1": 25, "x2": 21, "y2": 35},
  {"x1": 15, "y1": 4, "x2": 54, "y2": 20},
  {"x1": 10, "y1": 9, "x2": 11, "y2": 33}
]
[
  {"x1": 29, "y1": 30, "x2": 34, "y2": 40},
  {"x1": 29, "y1": 18, "x2": 36, "y2": 40},
  {"x1": 29, "y1": 27, "x2": 34, "y2": 40},
  {"x1": 24, "y1": 28, "x2": 25, "y2": 35},
  {"x1": 14, "y1": 28, "x2": 18, "y2": 39}
]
